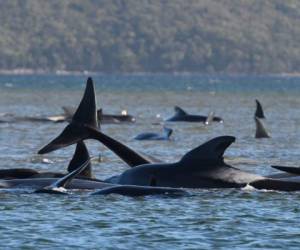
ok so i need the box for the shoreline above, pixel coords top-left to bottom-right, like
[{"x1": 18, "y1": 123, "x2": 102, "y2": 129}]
[{"x1": 0, "y1": 69, "x2": 299, "y2": 77}]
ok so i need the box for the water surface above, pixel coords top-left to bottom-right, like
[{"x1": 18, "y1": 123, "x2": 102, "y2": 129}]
[{"x1": 0, "y1": 74, "x2": 300, "y2": 249}]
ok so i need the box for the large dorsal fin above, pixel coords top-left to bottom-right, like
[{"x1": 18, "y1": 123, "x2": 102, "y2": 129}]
[
  {"x1": 174, "y1": 106, "x2": 187, "y2": 116},
  {"x1": 255, "y1": 99, "x2": 265, "y2": 119},
  {"x1": 179, "y1": 136, "x2": 235, "y2": 167},
  {"x1": 67, "y1": 141, "x2": 92, "y2": 178},
  {"x1": 38, "y1": 77, "x2": 99, "y2": 154},
  {"x1": 255, "y1": 117, "x2": 270, "y2": 138}
]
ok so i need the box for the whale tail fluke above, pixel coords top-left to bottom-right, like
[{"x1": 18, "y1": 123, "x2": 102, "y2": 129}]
[
  {"x1": 72, "y1": 77, "x2": 98, "y2": 128},
  {"x1": 38, "y1": 77, "x2": 99, "y2": 154},
  {"x1": 179, "y1": 136, "x2": 235, "y2": 167},
  {"x1": 255, "y1": 117, "x2": 270, "y2": 138},
  {"x1": 255, "y1": 99, "x2": 265, "y2": 119},
  {"x1": 38, "y1": 77, "x2": 152, "y2": 168},
  {"x1": 67, "y1": 141, "x2": 92, "y2": 178}
]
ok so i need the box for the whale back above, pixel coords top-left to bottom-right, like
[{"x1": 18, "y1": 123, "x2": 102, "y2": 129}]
[
  {"x1": 179, "y1": 136, "x2": 235, "y2": 168},
  {"x1": 255, "y1": 99, "x2": 265, "y2": 119}
]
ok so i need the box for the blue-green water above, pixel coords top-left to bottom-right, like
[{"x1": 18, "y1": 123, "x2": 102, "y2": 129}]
[{"x1": 0, "y1": 74, "x2": 300, "y2": 249}]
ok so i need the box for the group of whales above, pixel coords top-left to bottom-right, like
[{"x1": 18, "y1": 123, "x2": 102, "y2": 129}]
[{"x1": 1, "y1": 77, "x2": 299, "y2": 197}]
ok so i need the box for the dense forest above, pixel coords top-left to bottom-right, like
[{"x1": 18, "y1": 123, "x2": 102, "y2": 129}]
[{"x1": 0, "y1": 0, "x2": 299, "y2": 74}]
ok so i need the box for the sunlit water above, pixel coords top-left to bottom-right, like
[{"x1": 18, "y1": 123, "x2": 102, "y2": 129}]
[{"x1": 0, "y1": 74, "x2": 300, "y2": 249}]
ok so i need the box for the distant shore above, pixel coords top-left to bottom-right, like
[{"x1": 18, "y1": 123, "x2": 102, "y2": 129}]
[{"x1": 0, "y1": 69, "x2": 300, "y2": 77}]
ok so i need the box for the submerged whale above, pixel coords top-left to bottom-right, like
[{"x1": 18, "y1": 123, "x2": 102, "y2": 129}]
[
  {"x1": 37, "y1": 77, "x2": 300, "y2": 192},
  {"x1": 166, "y1": 106, "x2": 223, "y2": 123},
  {"x1": 134, "y1": 126, "x2": 173, "y2": 141}
]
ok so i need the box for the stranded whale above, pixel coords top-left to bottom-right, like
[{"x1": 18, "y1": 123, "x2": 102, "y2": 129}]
[
  {"x1": 35, "y1": 159, "x2": 187, "y2": 197},
  {"x1": 134, "y1": 126, "x2": 173, "y2": 141},
  {"x1": 166, "y1": 106, "x2": 223, "y2": 123}
]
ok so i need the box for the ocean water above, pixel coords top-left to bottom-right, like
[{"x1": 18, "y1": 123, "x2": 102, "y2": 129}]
[{"x1": 0, "y1": 74, "x2": 300, "y2": 249}]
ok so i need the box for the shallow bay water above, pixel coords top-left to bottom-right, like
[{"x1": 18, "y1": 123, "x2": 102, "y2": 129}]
[{"x1": 0, "y1": 74, "x2": 300, "y2": 249}]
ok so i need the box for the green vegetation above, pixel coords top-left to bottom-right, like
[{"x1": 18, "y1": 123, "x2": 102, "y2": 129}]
[{"x1": 0, "y1": 0, "x2": 299, "y2": 74}]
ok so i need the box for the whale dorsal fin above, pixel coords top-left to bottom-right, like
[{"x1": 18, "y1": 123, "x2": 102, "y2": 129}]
[
  {"x1": 174, "y1": 106, "x2": 187, "y2": 116},
  {"x1": 255, "y1": 117, "x2": 270, "y2": 138},
  {"x1": 73, "y1": 77, "x2": 98, "y2": 128},
  {"x1": 179, "y1": 136, "x2": 235, "y2": 167},
  {"x1": 67, "y1": 141, "x2": 92, "y2": 178},
  {"x1": 255, "y1": 99, "x2": 265, "y2": 119},
  {"x1": 38, "y1": 77, "x2": 99, "y2": 154},
  {"x1": 163, "y1": 126, "x2": 173, "y2": 139}
]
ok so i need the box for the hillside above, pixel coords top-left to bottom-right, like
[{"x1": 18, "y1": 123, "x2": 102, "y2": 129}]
[{"x1": 0, "y1": 0, "x2": 299, "y2": 74}]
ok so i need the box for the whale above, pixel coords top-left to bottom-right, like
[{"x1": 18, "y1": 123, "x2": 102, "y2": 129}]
[
  {"x1": 113, "y1": 136, "x2": 266, "y2": 188},
  {"x1": 255, "y1": 99, "x2": 265, "y2": 119},
  {"x1": 134, "y1": 126, "x2": 173, "y2": 141},
  {"x1": 34, "y1": 158, "x2": 188, "y2": 196},
  {"x1": 255, "y1": 117, "x2": 270, "y2": 138},
  {"x1": 166, "y1": 106, "x2": 223, "y2": 123}
]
